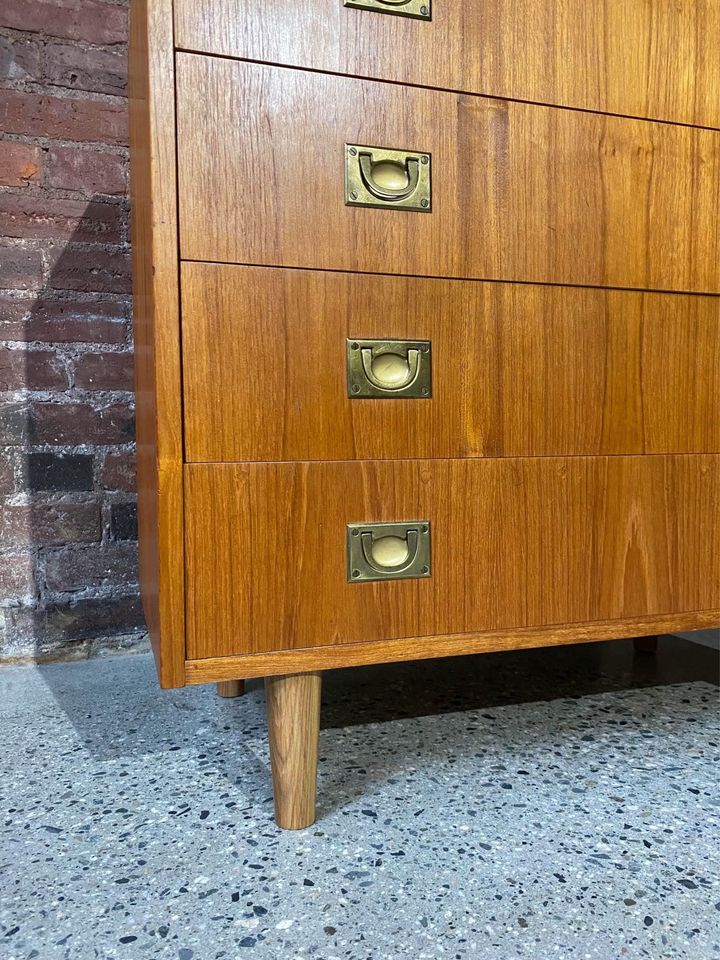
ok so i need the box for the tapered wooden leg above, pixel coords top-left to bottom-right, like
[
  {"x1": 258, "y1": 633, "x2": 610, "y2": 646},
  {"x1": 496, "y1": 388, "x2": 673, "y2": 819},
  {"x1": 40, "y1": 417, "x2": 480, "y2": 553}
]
[
  {"x1": 265, "y1": 672, "x2": 321, "y2": 830},
  {"x1": 216, "y1": 679, "x2": 245, "y2": 698},
  {"x1": 633, "y1": 635, "x2": 659, "y2": 654}
]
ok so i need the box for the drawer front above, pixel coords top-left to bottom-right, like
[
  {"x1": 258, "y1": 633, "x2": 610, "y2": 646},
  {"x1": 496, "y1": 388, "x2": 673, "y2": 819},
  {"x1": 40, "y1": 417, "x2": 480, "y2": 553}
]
[
  {"x1": 174, "y1": 0, "x2": 720, "y2": 129},
  {"x1": 176, "y1": 56, "x2": 720, "y2": 293},
  {"x1": 182, "y1": 264, "x2": 720, "y2": 462},
  {"x1": 185, "y1": 456, "x2": 720, "y2": 659}
]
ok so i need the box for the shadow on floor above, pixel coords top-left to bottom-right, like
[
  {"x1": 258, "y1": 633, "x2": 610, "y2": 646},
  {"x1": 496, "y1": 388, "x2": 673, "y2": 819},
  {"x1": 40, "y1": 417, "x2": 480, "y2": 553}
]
[
  {"x1": 25, "y1": 634, "x2": 716, "y2": 766},
  {"x1": 320, "y1": 634, "x2": 719, "y2": 728},
  {"x1": 2, "y1": 631, "x2": 714, "y2": 819}
]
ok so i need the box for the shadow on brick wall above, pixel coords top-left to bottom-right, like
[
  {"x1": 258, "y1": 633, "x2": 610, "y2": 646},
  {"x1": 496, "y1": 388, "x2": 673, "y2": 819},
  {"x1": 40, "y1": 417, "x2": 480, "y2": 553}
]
[{"x1": 1, "y1": 196, "x2": 148, "y2": 662}]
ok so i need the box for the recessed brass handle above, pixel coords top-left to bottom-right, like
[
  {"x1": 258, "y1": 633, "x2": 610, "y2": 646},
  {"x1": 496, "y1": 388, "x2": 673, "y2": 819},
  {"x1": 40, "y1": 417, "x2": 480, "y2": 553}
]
[
  {"x1": 346, "y1": 144, "x2": 431, "y2": 212},
  {"x1": 347, "y1": 339, "x2": 432, "y2": 399},
  {"x1": 344, "y1": 0, "x2": 431, "y2": 20},
  {"x1": 362, "y1": 529, "x2": 418, "y2": 573},
  {"x1": 347, "y1": 521, "x2": 431, "y2": 582},
  {"x1": 359, "y1": 153, "x2": 420, "y2": 202},
  {"x1": 361, "y1": 346, "x2": 420, "y2": 390}
]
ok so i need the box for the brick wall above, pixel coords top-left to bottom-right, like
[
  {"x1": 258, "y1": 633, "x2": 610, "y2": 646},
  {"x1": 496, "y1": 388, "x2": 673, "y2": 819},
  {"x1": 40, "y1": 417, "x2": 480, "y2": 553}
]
[{"x1": 0, "y1": 0, "x2": 147, "y2": 661}]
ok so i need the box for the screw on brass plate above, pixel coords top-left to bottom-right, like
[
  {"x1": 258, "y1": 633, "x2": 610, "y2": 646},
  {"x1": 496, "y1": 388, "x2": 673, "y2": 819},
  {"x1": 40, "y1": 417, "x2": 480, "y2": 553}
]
[
  {"x1": 344, "y1": 0, "x2": 431, "y2": 21},
  {"x1": 349, "y1": 147, "x2": 357, "y2": 157},
  {"x1": 350, "y1": 191, "x2": 359, "y2": 201},
  {"x1": 421, "y1": 155, "x2": 429, "y2": 165},
  {"x1": 420, "y1": 198, "x2": 429, "y2": 208}
]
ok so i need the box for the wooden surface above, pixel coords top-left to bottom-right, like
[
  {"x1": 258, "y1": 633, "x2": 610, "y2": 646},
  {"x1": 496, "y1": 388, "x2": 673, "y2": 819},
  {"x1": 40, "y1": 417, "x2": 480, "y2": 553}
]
[
  {"x1": 184, "y1": 456, "x2": 720, "y2": 660},
  {"x1": 129, "y1": 0, "x2": 185, "y2": 688},
  {"x1": 176, "y1": 56, "x2": 720, "y2": 294},
  {"x1": 174, "y1": 0, "x2": 720, "y2": 129},
  {"x1": 265, "y1": 673, "x2": 322, "y2": 829},
  {"x1": 185, "y1": 611, "x2": 720, "y2": 683},
  {"x1": 216, "y1": 679, "x2": 244, "y2": 697},
  {"x1": 182, "y1": 264, "x2": 720, "y2": 462}
]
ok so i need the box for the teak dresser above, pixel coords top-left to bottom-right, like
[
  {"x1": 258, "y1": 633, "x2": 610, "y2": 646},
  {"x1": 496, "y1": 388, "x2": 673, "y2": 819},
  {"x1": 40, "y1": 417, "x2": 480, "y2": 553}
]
[{"x1": 129, "y1": 0, "x2": 720, "y2": 829}]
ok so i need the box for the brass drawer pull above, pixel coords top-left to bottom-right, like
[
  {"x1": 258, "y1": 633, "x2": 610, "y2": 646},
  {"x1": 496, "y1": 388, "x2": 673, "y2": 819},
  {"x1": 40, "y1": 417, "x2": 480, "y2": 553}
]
[
  {"x1": 347, "y1": 521, "x2": 432, "y2": 582},
  {"x1": 359, "y1": 152, "x2": 419, "y2": 201},
  {"x1": 347, "y1": 338, "x2": 431, "y2": 398},
  {"x1": 344, "y1": 0, "x2": 431, "y2": 20},
  {"x1": 346, "y1": 144, "x2": 431, "y2": 212}
]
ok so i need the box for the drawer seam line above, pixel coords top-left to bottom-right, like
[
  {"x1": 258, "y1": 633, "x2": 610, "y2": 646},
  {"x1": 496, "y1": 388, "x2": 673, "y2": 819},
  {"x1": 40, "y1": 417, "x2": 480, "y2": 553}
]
[{"x1": 179, "y1": 259, "x2": 720, "y2": 299}]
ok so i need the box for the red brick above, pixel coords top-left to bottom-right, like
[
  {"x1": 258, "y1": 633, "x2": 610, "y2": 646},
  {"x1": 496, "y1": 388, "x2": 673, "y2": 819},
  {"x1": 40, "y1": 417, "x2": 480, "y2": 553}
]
[
  {"x1": 47, "y1": 246, "x2": 132, "y2": 294},
  {"x1": 0, "y1": 89, "x2": 128, "y2": 146},
  {"x1": 100, "y1": 452, "x2": 136, "y2": 492},
  {"x1": 44, "y1": 542, "x2": 138, "y2": 592},
  {"x1": 0, "y1": 553, "x2": 37, "y2": 602},
  {"x1": 0, "y1": 404, "x2": 30, "y2": 445},
  {"x1": 74, "y1": 350, "x2": 133, "y2": 390},
  {"x1": 0, "y1": 34, "x2": 43, "y2": 83},
  {"x1": 0, "y1": 297, "x2": 128, "y2": 343},
  {"x1": 0, "y1": 501, "x2": 101, "y2": 546},
  {"x1": 34, "y1": 595, "x2": 146, "y2": 646},
  {"x1": 0, "y1": 0, "x2": 128, "y2": 46},
  {"x1": 0, "y1": 347, "x2": 68, "y2": 390},
  {"x1": 47, "y1": 147, "x2": 126, "y2": 196},
  {"x1": 0, "y1": 454, "x2": 16, "y2": 494},
  {"x1": 43, "y1": 41, "x2": 127, "y2": 97},
  {"x1": 30, "y1": 400, "x2": 134, "y2": 445},
  {"x1": 0, "y1": 142, "x2": 41, "y2": 188},
  {"x1": 0, "y1": 195, "x2": 122, "y2": 243},
  {"x1": 0, "y1": 243, "x2": 44, "y2": 290}
]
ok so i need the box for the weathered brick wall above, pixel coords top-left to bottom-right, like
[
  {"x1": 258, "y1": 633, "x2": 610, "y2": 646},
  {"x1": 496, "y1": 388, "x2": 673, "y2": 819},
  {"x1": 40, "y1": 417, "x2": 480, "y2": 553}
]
[{"x1": 0, "y1": 0, "x2": 147, "y2": 661}]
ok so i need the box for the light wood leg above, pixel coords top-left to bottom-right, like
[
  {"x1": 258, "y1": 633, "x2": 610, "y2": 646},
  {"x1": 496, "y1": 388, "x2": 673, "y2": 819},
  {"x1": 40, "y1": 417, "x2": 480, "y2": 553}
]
[
  {"x1": 216, "y1": 679, "x2": 245, "y2": 698},
  {"x1": 633, "y1": 635, "x2": 659, "y2": 654},
  {"x1": 265, "y1": 672, "x2": 321, "y2": 830}
]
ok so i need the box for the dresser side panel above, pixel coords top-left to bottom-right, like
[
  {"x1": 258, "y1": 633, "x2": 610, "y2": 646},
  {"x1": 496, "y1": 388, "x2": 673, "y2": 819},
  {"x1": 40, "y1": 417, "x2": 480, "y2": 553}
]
[{"x1": 129, "y1": 0, "x2": 185, "y2": 687}]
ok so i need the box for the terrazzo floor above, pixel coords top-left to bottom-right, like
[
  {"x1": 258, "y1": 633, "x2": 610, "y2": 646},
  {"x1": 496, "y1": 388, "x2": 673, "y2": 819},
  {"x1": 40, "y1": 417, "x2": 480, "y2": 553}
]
[{"x1": 1, "y1": 636, "x2": 718, "y2": 960}]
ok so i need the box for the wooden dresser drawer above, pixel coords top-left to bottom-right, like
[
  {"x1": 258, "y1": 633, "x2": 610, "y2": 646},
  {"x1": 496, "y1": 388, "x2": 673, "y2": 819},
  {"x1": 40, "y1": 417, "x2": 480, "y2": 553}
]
[
  {"x1": 176, "y1": 55, "x2": 720, "y2": 293},
  {"x1": 174, "y1": 0, "x2": 720, "y2": 129},
  {"x1": 182, "y1": 264, "x2": 720, "y2": 462},
  {"x1": 185, "y1": 456, "x2": 720, "y2": 659}
]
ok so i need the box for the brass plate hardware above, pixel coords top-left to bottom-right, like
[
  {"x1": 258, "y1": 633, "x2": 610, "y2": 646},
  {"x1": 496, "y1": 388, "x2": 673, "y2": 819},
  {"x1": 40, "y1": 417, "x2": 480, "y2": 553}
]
[
  {"x1": 344, "y1": 0, "x2": 431, "y2": 20},
  {"x1": 347, "y1": 521, "x2": 432, "y2": 582},
  {"x1": 347, "y1": 338, "x2": 432, "y2": 399},
  {"x1": 345, "y1": 144, "x2": 431, "y2": 212}
]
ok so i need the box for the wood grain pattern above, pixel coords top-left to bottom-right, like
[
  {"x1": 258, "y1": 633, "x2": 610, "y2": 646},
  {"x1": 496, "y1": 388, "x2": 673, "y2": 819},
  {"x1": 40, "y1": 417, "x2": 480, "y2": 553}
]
[
  {"x1": 174, "y1": 0, "x2": 720, "y2": 128},
  {"x1": 182, "y1": 264, "x2": 720, "y2": 462},
  {"x1": 184, "y1": 456, "x2": 720, "y2": 660},
  {"x1": 129, "y1": 0, "x2": 185, "y2": 688},
  {"x1": 185, "y1": 611, "x2": 720, "y2": 683},
  {"x1": 265, "y1": 673, "x2": 322, "y2": 830},
  {"x1": 176, "y1": 56, "x2": 720, "y2": 294}
]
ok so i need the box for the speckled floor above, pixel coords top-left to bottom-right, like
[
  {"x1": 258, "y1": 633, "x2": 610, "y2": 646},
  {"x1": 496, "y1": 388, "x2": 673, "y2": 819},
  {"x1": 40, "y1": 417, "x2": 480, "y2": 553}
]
[{"x1": 1, "y1": 636, "x2": 718, "y2": 960}]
